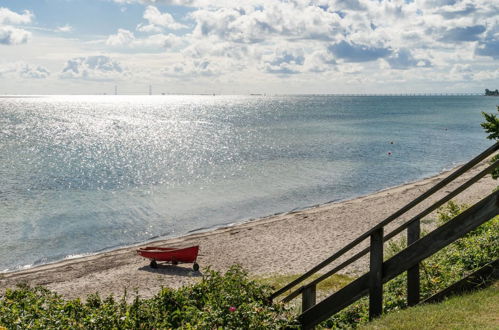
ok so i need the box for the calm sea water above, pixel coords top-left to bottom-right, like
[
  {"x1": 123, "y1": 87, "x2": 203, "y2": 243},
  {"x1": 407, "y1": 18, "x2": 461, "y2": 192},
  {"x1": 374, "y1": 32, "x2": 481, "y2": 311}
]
[{"x1": 0, "y1": 95, "x2": 496, "y2": 271}]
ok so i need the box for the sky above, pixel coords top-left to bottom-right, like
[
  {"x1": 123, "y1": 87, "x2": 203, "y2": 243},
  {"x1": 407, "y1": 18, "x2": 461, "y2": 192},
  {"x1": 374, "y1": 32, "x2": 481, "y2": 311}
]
[{"x1": 0, "y1": 0, "x2": 498, "y2": 95}]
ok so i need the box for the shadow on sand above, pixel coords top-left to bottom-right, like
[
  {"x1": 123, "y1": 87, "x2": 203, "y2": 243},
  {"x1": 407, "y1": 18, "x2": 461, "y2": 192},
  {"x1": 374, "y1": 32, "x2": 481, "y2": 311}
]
[{"x1": 138, "y1": 263, "x2": 203, "y2": 277}]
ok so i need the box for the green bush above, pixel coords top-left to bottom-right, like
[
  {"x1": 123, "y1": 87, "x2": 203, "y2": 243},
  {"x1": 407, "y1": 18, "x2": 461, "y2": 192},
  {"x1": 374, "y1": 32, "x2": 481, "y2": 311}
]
[
  {"x1": 1, "y1": 202, "x2": 496, "y2": 330},
  {"x1": 321, "y1": 202, "x2": 499, "y2": 329},
  {"x1": 481, "y1": 105, "x2": 499, "y2": 179},
  {"x1": 0, "y1": 265, "x2": 297, "y2": 329}
]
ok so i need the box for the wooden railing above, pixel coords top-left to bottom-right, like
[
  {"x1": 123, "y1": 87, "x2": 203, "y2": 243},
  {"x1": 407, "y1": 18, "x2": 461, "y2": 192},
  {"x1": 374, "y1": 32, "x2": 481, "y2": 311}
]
[{"x1": 270, "y1": 141, "x2": 499, "y2": 329}]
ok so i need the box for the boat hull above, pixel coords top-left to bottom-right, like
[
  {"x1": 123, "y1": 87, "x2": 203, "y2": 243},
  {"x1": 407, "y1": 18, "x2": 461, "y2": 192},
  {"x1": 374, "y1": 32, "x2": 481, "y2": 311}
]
[{"x1": 137, "y1": 245, "x2": 199, "y2": 263}]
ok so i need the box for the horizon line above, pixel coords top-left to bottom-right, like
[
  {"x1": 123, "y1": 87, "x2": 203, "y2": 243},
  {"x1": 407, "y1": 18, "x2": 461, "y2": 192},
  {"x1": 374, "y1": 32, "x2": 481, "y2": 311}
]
[{"x1": 0, "y1": 92, "x2": 487, "y2": 97}]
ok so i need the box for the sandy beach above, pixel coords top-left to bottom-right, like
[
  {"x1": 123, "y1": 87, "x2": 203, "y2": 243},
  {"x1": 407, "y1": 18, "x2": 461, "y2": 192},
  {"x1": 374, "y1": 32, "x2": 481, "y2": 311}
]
[{"x1": 1, "y1": 161, "x2": 497, "y2": 301}]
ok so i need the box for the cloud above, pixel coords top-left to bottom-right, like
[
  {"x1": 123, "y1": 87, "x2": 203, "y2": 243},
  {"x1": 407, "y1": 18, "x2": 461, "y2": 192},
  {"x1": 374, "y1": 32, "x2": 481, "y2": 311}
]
[
  {"x1": 181, "y1": 39, "x2": 249, "y2": 60},
  {"x1": 141, "y1": 6, "x2": 187, "y2": 31},
  {"x1": 328, "y1": 40, "x2": 391, "y2": 62},
  {"x1": 113, "y1": 0, "x2": 196, "y2": 6},
  {"x1": 0, "y1": 63, "x2": 16, "y2": 76},
  {"x1": 2, "y1": 0, "x2": 498, "y2": 93},
  {"x1": 20, "y1": 64, "x2": 50, "y2": 79},
  {"x1": 136, "y1": 23, "x2": 162, "y2": 33},
  {"x1": 440, "y1": 25, "x2": 486, "y2": 43},
  {"x1": 190, "y1": 3, "x2": 344, "y2": 43},
  {"x1": 106, "y1": 29, "x2": 183, "y2": 49},
  {"x1": 56, "y1": 25, "x2": 73, "y2": 33},
  {"x1": 332, "y1": 0, "x2": 366, "y2": 11},
  {"x1": 162, "y1": 58, "x2": 221, "y2": 77},
  {"x1": 386, "y1": 49, "x2": 431, "y2": 70},
  {"x1": 0, "y1": 26, "x2": 30, "y2": 45},
  {"x1": 436, "y1": 3, "x2": 476, "y2": 19},
  {"x1": 303, "y1": 50, "x2": 337, "y2": 73},
  {"x1": 0, "y1": 7, "x2": 33, "y2": 25},
  {"x1": 0, "y1": 8, "x2": 32, "y2": 45},
  {"x1": 106, "y1": 29, "x2": 135, "y2": 46},
  {"x1": 476, "y1": 39, "x2": 499, "y2": 59},
  {"x1": 262, "y1": 50, "x2": 304, "y2": 75},
  {"x1": 60, "y1": 56, "x2": 126, "y2": 81},
  {"x1": 449, "y1": 63, "x2": 474, "y2": 80},
  {"x1": 0, "y1": 62, "x2": 50, "y2": 79}
]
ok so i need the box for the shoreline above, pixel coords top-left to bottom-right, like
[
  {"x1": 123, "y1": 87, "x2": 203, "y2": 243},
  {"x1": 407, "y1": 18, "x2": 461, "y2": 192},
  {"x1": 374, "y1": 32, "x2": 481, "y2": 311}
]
[
  {"x1": 2, "y1": 162, "x2": 464, "y2": 274},
  {"x1": 1, "y1": 160, "x2": 497, "y2": 300}
]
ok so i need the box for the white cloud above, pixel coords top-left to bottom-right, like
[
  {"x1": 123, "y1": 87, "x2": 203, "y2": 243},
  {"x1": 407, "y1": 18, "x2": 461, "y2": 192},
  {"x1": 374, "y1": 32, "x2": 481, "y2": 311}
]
[
  {"x1": 106, "y1": 28, "x2": 184, "y2": 49},
  {"x1": 145, "y1": 33, "x2": 184, "y2": 48},
  {"x1": 20, "y1": 64, "x2": 50, "y2": 79},
  {"x1": 473, "y1": 68, "x2": 499, "y2": 81},
  {"x1": 0, "y1": 7, "x2": 33, "y2": 45},
  {"x1": 261, "y1": 48, "x2": 305, "y2": 75},
  {"x1": 0, "y1": 26, "x2": 30, "y2": 45},
  {"x1": 60, "y1": 55, "x2": 127, "y2": 81},
  {"x1": 0, "y1": 62, "x2": 17, "y2": 76},
  {"x1": 0, "y1": 62, "x2": 50, "y2": 79},
  {"x1": 106, "y1": 29, "x2": 135, "y2": 46},
  {"x1": 0, "y1": 7, "x2": 33, "y2": 25},
  {"x1": 136, "y1": 23, "x2": 162, "y2": 33},
  {"x1": 190, "y1": 3, "x2": 343, "y2": 43},
  {"x1": 385, "y1": 48, "x2": 431, "y2": 70},
  {"x1": 2, "y1": 1, "x2": 499, "y2": 93},
  {"x1": 141, "y1": 6, "x2": 187, "y2": 31},
  {"x1": 56, "y1": 25, "x2": 73, "y2": 33},
  {"x1": 113, "y1": 0, "x2": 197, "y2": 6},
  {"x1": 161, "y1": 57, "x2": 225, "y2": 77}
]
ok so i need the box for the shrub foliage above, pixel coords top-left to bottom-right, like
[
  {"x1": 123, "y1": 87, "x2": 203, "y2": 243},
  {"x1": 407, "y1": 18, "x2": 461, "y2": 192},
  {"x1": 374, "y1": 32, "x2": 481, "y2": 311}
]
[
  {"x1": 322, "y1": 202, "x2": 499, "y2": 329},
  {"x1": 0, "y1": 265, "x2": 296, "y2": 329},
  {"x1": 481, "y1": 105, "x2": 499, "y2": 179},
  {"x1": 0, "y1": 203, "x2": 496, "y2": 329}
]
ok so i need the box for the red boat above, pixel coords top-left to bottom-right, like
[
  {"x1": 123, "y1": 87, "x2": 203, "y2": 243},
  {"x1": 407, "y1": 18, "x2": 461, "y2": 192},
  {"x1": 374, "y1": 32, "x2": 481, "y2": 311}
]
[{"x1": 137, "y1": 245, "x2": 200, "y2": 271}]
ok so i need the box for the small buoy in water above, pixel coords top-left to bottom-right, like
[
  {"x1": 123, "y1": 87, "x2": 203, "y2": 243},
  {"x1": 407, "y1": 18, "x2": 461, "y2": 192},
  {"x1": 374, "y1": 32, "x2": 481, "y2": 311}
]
[
  {"x1": 390, "y1": 141, "x2": 394, "y2": 144},
  {"x1": 388, "y1": 152, "x2": 392, "y2": 155}
]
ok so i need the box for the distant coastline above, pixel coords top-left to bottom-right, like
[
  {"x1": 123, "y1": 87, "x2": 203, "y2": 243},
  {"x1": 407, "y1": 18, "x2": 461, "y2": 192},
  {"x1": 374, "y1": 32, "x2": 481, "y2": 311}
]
[{"x1": 485, "y1": 89, "x2": 499, "y2": 96}]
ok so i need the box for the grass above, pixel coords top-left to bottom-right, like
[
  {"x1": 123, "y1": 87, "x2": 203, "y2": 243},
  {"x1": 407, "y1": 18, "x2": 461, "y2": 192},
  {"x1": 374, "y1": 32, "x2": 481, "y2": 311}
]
[
  {"x1": 255, "y1": 273, "x2": 354, "y2": 315},
  {"x1": 318, "y1": 205, "x2": 498, "y2": 329},
  {"x1": 362, "y1": 281, "x2": 499, "y2": 330},
  {"x1": 255, "y1": 273, "x2": 353, "y2": 295}
]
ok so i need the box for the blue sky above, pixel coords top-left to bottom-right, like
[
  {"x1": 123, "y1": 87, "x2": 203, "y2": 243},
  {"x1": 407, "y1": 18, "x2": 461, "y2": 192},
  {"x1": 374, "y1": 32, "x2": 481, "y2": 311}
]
[{"x1": 0, "y1": 0, "x2": 498, "y2": 94}]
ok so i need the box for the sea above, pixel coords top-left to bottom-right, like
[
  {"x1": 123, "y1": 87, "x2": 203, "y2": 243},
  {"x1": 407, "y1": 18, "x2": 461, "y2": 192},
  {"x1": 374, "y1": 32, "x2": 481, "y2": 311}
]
[{"x1": 1, "y1": 95, "x2": 497, "y2": 272}]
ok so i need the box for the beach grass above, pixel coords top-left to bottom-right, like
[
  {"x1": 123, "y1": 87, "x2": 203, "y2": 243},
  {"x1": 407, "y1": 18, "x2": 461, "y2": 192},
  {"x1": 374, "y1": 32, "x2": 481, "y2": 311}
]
[{"x1": 362, "y1": 281, "x2": 499, "y2": 330}]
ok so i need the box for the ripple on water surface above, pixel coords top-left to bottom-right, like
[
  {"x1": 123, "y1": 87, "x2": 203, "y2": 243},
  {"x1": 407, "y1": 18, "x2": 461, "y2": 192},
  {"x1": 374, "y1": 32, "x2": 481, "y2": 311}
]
[{"x1": 0, "y1": 95, "x2": 495, "y2": 271}]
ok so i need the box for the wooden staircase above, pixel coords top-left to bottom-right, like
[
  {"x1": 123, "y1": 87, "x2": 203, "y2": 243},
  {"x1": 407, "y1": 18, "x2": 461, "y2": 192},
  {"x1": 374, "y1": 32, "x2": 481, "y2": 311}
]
[{"x1": 270, "y1": 142, "x2": 499, "y2": 329}]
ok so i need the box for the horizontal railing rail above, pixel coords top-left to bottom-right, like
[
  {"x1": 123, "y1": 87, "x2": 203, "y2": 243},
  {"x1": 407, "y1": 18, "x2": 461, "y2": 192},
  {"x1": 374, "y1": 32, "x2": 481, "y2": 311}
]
[
  {"x1": 281, "y1": 157, "x2": 499, "y2": 303},
  {"x1": 298, "y1": 189, "x2": 499, "y2": 328},
  {"x1": 270, "y1": 141, "x2": 499, "y2": 301}
]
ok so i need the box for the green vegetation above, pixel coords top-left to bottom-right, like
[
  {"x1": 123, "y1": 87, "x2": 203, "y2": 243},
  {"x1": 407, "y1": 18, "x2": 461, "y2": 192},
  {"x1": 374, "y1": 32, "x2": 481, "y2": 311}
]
[
  {"x1": 481, "y1": 105, "x2": 499, "y2": 178},
  {"x1": 257, "y1": 273, "x2": 353, "y2": 298},
  {"x1": 1, "y1": 203, "x2": 495, "y2": 329},
  {"x1": 362, "y1": 281, "x2": 499, "y2": 330},
  {"x1": 320, "y1": 203, "x2": 499, "y2": 329},
  {"x1": 484, "y1": 89, "x2": 499, "y2": 96},
  {"x1": 0, "y1": 265, "x2": 297, "y2": 329}
]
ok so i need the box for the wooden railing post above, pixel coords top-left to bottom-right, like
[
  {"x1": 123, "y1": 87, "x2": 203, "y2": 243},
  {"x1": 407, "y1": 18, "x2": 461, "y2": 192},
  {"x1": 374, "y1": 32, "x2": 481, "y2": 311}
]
[
  {"x1": 407, "y1": 219, "x2": 421, "y2": 306},
  {"x1": 369, "y1": 228, "x2": 383, "y2": 320},
  {"x1": 302, "y1": 284, "x2": 317, "y2": 312}
]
